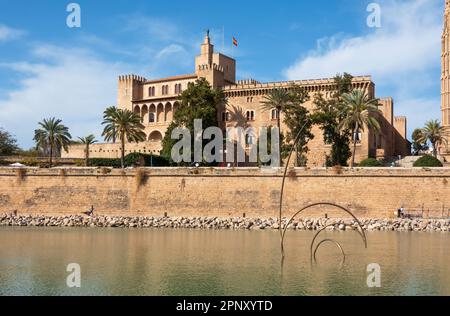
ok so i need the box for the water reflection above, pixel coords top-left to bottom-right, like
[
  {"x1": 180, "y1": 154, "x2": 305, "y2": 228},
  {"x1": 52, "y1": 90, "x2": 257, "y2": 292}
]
[{"x1": 0, "y1": 228, "x2": 449, "y2": 296}]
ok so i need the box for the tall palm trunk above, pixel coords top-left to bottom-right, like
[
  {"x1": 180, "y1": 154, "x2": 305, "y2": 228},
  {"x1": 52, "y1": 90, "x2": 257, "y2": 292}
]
[
  {"x1": 351, "y1": 122, "x2": 359, "y2": 168},
  {"x1": 49, "y1": 138, "x2": 53, "y2": 168},
  {"x1": 432, "y1": 142, "x2": 438, "y2": 158},
  {"x1": 85, "y1": 144, "x2": 90, "y2": 167},
  {"x1": 277, "y1": 108, "x2": 282, "y2": 162},
  {"x1": 120, "y1": 134, "x2": 126, "y2": 169}
]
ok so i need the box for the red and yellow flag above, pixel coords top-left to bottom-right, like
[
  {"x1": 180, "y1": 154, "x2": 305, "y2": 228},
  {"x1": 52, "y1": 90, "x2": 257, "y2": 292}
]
[{"x1": 232, "y1": 37, "x2": 238, "y2": 47}]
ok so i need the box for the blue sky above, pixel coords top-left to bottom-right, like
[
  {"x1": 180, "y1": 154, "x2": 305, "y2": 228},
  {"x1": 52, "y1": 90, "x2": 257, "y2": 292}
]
[{"x1": 0, "y1": 0, "x2": 444, "y2": 148}]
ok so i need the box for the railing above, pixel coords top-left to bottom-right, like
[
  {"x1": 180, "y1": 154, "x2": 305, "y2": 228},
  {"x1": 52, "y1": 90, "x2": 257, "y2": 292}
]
[
  {"x1": 0, "y1": 156, "x2": 77, "y2": 164},
  {"x1": 402, "y1": 206, "x2": 450, "y2": 220}
]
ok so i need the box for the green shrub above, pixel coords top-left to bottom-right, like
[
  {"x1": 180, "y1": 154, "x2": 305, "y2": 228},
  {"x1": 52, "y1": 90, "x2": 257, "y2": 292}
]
[
  {"x1": 21, "y1": 158, "x2": 40, "y2": 167},
  {"x1": 88, "y1": 153, "x2": 171, "y2": 168},
  {"x1": 358, "y1": 158, "x2": 384, "y2": 167},
  {"x1": 0, "y1": 159, "x2": 8, "y2": 166},
  {"x1": 413, "y1": 155, "x2": 443, "y2": 167},
  {"x1": 89, "y1": 158, "x2": 122, "y2": 168}
]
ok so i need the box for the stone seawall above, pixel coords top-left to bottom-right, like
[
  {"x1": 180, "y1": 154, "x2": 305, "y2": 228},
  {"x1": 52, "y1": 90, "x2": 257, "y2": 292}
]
[
  {"x1": 1, "y1": 215, "x2": 448, "y2": 232},
  {"x1": 0, "y1": 167, "x2": 449, "y2": 219}
]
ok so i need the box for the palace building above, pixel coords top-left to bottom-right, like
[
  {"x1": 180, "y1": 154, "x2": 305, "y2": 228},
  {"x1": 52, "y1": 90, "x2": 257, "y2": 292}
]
[{"x1": 64, "y1": 32, "x2": 410, "y2": 166}]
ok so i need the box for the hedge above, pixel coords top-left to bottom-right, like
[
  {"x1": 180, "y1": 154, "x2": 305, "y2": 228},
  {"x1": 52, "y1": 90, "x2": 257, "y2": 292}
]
[
  {"x1": 413, "y1": 155, "x2": 443, "y2": 168},
  {"x1": 358, "y1": 158, "x2": 384, "y2": 167},
  {"x1": 88, "y1": 153, "x2": 171, "y2": 168}
]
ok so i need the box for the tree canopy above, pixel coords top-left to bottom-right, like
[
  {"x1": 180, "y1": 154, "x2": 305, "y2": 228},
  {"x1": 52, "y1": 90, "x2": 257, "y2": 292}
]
[
  {"x1": 312, "y1": 73, "x2": 354, "y2": 166},
  {"x1": 161, "y1": 78, "x2": 226, "y2": 164},
  {"x1": 0, "y1": 128, "x2": 19, "y2": 156}
]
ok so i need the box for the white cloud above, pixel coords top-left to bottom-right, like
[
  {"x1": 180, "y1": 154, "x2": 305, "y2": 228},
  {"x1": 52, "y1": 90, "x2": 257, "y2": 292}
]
[
  {"x1": 284, "y1": 0, "x2": 443, "y2": 136},
  {"x1": 0, "y1": 24, "x2": 24, "y2": 42},
  {"x1": 285, "y1": 0, "x2": 441, "y2": 81},
  {"x1": 0, "y1": 46, "x2": 131, "y2": 148},
  {"x1": 155, "y1": 44, "x2": 187, "y2": 59}
]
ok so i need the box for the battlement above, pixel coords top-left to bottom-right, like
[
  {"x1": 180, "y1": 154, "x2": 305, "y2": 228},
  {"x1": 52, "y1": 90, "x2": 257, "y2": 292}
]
[
  {"x1": 118, "y1": 74, "x2": 147, "y2": 83},
  {"x1": 223, "y1": 75, "x2": 373, "y2": 92},
  {"x1": 197, "y1": 63, "x2": 224, "y2": 73},
  {"x1": 236, "y1": 79, "x2": 261, "y2": 85},
  {"x1": 394, "y1": 116, "x2": 407, "y2": 122}
]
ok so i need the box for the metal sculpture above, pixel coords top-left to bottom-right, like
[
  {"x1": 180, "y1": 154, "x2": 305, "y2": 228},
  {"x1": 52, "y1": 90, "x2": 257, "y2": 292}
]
[
  {"x1": 313, "y1": 239, "x2": 346, "y2": 265},
  {"x1": 278, "y1": 119, "x2": 368, "y2": 264}
]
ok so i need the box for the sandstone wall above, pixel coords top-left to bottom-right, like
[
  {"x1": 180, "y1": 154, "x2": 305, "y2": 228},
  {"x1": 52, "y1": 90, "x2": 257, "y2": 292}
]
[{"x1": 0, "y1": 168, "x2": 449, "y2": 219}]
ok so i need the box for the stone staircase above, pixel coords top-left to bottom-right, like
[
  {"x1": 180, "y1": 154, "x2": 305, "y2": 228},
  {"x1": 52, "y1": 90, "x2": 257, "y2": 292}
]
[{"x1": 395, "y1": 156, "x2": 421, "y2": 168}]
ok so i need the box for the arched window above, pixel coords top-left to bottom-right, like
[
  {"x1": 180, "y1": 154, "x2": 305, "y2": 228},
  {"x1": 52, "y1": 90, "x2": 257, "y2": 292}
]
[
  {"x1": 162, "y1": 85, "x2": 170, "y2": 95},
  {"x1": 148, "y1": 87, "x2": 155, "y2": 97},
  {"x1": 246, "y1": 110, "x2": 255, "y2": 121},
  {"x1": 149, "y1": 104, "x2": 156, "y2": 123},
  {"x1": 174, "y1": 83, "x2": 183, "y2": 94},
  {"x1": 271, "y1": 109, "x2": 279, "y2": 121},
  {"x1": 149, "y1": 131, "x2": 163, "y2": 142}
]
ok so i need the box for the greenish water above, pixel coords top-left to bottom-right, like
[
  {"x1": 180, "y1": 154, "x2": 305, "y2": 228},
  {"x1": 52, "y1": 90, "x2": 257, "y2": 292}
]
[{"x1": 0, "y1": 227, "x2": 449, "y2": 296}]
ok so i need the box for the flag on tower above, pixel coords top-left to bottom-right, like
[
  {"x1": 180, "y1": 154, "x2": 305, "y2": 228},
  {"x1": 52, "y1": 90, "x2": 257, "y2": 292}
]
[{"x1": 232, "y1": 37, "x2": 238, "y2": 47}]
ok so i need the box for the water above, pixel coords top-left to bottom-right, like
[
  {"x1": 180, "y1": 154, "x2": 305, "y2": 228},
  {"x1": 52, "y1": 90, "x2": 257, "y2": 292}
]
[{"x1": 0, "y1": 227, "x2": 449, "y2": 296}]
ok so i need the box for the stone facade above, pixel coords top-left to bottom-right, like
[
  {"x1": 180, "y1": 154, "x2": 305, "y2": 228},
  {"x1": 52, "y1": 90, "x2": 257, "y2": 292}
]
[
  {"x1": 64, "y1": 33, "x2": 410, "y2": 166},
  {"x1": 442, "y1": 0, "x2": 450, "y2": 158},
  {"x1": 0, "y1": 168, "x2": 449, "y2": 219}
]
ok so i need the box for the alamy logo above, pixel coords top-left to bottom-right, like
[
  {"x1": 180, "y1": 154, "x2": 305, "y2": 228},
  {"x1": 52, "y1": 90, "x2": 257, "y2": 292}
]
[
  {"x1": 367, "y1": 3, "x2": 382, "y2": 28},
  {"x1": 66, "y1": 263, "x2": 81, "y2": 288},
  {"x1": 66, "y1": 3, "x2": 81, "y2": 28},
  {"x1": 367, "y1": 263, "x2": 382, "y2": 288},
  {"x1": 171, "y1": 119, "x2": 281, "y2": 167}
]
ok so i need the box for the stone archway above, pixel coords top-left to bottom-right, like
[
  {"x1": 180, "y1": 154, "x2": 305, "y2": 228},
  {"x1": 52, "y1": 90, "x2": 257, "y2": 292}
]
[
  {"x1": 149, "y1": 104, "x2": 156, "y2": 123},
  {"x1": 148, "y1": 130, "x2": 163, "y2": 142},
  {"x1": 157, "y1": 103, "x2": 164, "y2": 123},
  {"x1": 133, "y1": 105, "x2": 141, "y2": 115},
  {"x1": 165, "y1": 102, "x2": 173, "y2": 122},
  {"x1": 141, "y1": 105, "x2": 149, "y2": 123}
]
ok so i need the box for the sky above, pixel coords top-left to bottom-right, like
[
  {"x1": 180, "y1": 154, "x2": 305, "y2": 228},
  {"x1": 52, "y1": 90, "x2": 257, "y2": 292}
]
[{"x1": 0, "y1": 0, "x2": 444, "y2": 148}]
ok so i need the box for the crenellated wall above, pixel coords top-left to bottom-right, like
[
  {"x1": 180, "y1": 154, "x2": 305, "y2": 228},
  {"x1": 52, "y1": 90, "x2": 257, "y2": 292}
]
[{"x1": 0, "y1": 168, "x2": 449, "y2": 219}]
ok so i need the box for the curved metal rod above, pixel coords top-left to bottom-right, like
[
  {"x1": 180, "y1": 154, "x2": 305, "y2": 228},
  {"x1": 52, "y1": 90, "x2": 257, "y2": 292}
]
[
  {"x1": 278, "y1": 120, "x2": 311, "y2": 249},
  {"x1": 310, "y1": 223, "x2": 366, "y2": 263},
  {"x1": 281, "y1": 202, "x2": 368, "y2": 258},
  {"x1": 313, "y1": 239, "x2": 346, "y2": 265},
  {"x1": 310, "y1": 224, "x2": 366, "y2": 260}
]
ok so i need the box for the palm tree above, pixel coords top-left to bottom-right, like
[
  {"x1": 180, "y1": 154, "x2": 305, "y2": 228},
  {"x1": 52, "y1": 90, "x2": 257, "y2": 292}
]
[
  {"x1": 78, "y1": 135, "x2": 97, "y2": 167},
  {"x1": 339, "y1": 90, "x2": 381, "y2": 168},
  {"x1": 261, "y1": 88, "x2": 293, "y2": 156},
  {"x1": 419, "y1": 120, "x2": 447, "y2": 158},
  {"x1": 33, "y1": 118, "x2": 72, "y2": 168},
  {"x1": 261, "y1": 88, "x2": 293, "y2": 132},
  {"x1": 103, "y1": 106, "x2": 118, "y2": 143},
  {"x1": 102, "y1": 109, "x2": 146, "y2": 168}
]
